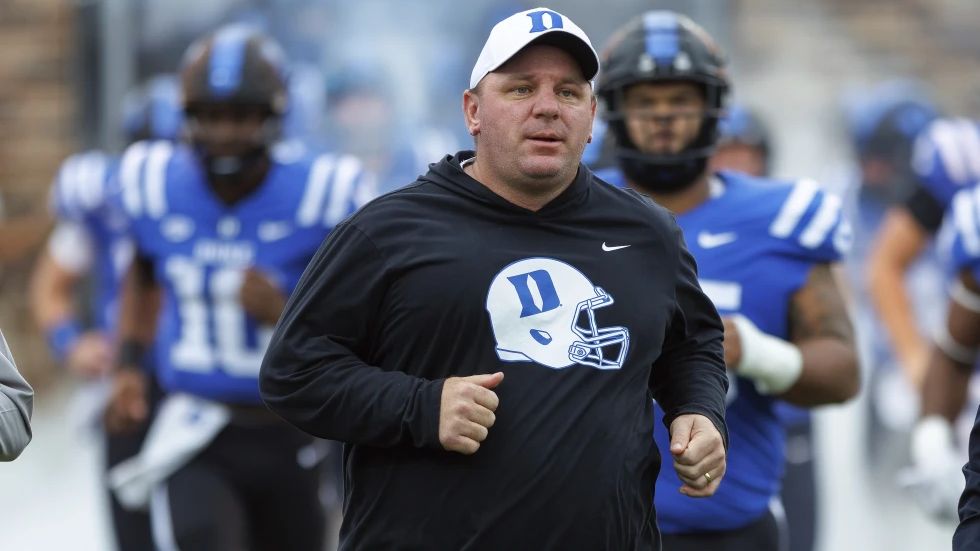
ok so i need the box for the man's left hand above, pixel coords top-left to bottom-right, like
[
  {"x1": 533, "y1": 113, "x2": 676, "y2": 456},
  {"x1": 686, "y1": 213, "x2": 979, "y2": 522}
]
[{"x1": 669, "y1": 413, "x2": 726, "y2": 497}]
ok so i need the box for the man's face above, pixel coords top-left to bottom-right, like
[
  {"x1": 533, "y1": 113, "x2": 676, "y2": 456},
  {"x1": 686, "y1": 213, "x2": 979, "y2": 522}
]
[
  {"x1": 464, "y1": 44, "x2": 596, "y2": 193},
  {"x1": 186, "y1": 103, "x2": 270, "y2": 160},
  {"x1": 621, "y1": 81, "x2": 706, "y2": 156}
]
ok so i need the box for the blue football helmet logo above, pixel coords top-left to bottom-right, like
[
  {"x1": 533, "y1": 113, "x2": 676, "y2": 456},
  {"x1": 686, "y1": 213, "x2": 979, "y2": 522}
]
[{"x1": 486, "y1": 258, "x2": 630, "y2": 370}]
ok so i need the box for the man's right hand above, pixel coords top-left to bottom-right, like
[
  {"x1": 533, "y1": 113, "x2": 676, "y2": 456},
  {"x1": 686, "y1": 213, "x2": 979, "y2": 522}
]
[
  {"x1": 439, "y1": 372, "x2": 503, "y2": 455},
  {"x1": 66, "y1": 332, "x2": 114, "y2": 379},
  {"x1": 104, "y1": 367, "x2": 149, "y2": 435}
]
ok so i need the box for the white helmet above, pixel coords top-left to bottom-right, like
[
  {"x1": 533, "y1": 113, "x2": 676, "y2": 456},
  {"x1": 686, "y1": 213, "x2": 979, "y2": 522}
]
[{"x1": 485, "y1": 257, "x2": 630, "y2": 370}]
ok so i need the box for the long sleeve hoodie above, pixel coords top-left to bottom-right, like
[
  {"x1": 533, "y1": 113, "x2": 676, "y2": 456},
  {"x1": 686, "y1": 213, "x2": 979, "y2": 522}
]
[{"x1": 260, "y1": 152, "x2": 727, "y2": 550}]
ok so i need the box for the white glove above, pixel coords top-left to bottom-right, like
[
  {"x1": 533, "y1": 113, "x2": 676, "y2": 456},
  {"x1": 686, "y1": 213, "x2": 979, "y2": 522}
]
[{"x1": 900, "y1": 415, "x2": 965, "y2": 522}]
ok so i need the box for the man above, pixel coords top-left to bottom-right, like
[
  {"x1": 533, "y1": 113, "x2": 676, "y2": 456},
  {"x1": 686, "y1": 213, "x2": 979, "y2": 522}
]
[
  {"x1": 0, "y1": 330, "x2": 32, "y2": 461},
  {"x1": 595, "y1": 11, "x2": 859, "y2": 549},
  {"x1": 261, "y1": 7, "x2": 729, "y2": 550},
  {"x1": 103, "y1": 25, "x2": 372, "y2": 551},
  {"x1": 906, "y1": 182, "x2": 980, "y2": 524},
  {"x1": 29, "y1": 75, "x2": 181, "y2": 550},
  {"x1": 867, "y1": 114, "x2": 980, "y2": 389},
  {"x1": 707, "y1": 102, "x2": 817, "y2": 551}
]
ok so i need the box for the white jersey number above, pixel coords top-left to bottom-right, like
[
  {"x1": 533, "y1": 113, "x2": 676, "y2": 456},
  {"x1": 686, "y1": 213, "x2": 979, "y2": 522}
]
[
  {"x1": 166, "y1": 257, "x2": 271, "y2": 377},
  {"x1": 699, "y1": 278, "x2": 743, "y2": 405}
]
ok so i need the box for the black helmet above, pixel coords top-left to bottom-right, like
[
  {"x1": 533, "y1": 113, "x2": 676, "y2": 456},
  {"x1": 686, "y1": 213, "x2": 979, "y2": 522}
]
[
  {"x1": 180, "y1": 24, "x2": 288, "y2": 117},
  {"x1": 179, "y1": 25, "x2": 289, "y2": 180},
  {"x1": 598, "y1": 11, "x2": 730, "y2": 192}
]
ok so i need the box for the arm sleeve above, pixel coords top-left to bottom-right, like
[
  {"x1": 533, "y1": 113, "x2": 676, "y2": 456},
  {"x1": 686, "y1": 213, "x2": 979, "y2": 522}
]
[
  {"x1": 955, "y1": 405, "x2": 980, "y2": 549},
  {"x1": 903, "y1": 184, "x2": 946, "y2": 234},
  {"x1": 649, "y1": 224, "x2": 730, "y2": 448},
  {"x1": 0, "y1": 330, "x2": 33, "y2": 461},
  {"x1": 260, "y1": 221, "x2": 444, "y2": 449}
]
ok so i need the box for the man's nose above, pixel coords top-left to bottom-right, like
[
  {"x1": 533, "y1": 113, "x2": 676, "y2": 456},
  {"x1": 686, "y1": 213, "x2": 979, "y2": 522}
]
[{"x1": 531, "y1": 91, "x2": 560, "y2": 119}]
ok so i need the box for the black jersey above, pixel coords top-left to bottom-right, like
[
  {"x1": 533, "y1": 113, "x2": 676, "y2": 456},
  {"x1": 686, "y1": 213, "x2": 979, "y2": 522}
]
[{"x1": 260, "y1": 152, "x2": 727, "y2": 550}]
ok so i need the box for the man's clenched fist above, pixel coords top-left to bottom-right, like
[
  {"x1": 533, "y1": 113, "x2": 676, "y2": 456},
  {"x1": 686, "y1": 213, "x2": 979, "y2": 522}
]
[{"x1": 439, "y1": 372, "x2": 503, "y2": 455}]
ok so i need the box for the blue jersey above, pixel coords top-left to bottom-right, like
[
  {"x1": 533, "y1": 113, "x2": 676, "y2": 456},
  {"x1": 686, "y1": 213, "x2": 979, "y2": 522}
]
[
  {"x1": 119, "y1": 141, "x2": 372, "y2": 404},
  {"x1": 49, "y1": 151, "x2": 132, "y2": 332},
  {"x1": 912, "y1": 118, "x2": 980, "y2": 209},
  {"x1": 944, "y1": 184, "x2": 980, "y2": 280},
  {"x1": 596, "y1": 168, "x2": 849, "y2": 532}
]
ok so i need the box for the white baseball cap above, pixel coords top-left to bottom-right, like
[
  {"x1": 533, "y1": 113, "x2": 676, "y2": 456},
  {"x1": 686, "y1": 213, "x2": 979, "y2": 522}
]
[{"x1": 469, "y1": 7, "x2": 599, "y2": 89}]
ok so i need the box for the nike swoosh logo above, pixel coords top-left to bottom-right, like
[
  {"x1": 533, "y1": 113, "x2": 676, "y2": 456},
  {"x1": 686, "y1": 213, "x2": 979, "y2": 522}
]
[
  {"x1": 697, "y1": 231, "x2": 737, "y2": 249},
  {"x1": 602, "y1": 242, "x2": 631, "y2": 252},
  {"x1": 258, "y1": 222, "x2": 293, "y2": 242}
]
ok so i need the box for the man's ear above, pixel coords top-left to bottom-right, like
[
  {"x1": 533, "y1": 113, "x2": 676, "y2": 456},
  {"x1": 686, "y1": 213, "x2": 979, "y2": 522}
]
[{"x1": 463, "y1": 89, "x2": 480, "y2": 136}]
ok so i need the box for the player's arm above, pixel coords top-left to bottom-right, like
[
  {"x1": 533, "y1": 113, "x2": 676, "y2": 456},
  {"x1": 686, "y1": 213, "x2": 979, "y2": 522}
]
[
  {"x1": 779, "y1": 262, "x2": 860, "y2": 406},
  {"x1": 104, "y1": 253, "x2": 160, "y2": 434},
  {"x1": 866, "y1": 206, "x2": 931, "y2": 388},
  {"x1": 724, "y1": 262, "x2": 858, "y2": 406},
  {"x1": 921, "y1": 271, "x2": 980, "y2": 422},
  {"x1": 29, "y1": 223, "x2": 114, "y2": 378}
]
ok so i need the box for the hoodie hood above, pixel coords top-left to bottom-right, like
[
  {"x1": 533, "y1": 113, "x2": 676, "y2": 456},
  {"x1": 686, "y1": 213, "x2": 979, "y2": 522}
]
[{"x1": 419, "y1": 151, "x2": 592, "y2": 218}]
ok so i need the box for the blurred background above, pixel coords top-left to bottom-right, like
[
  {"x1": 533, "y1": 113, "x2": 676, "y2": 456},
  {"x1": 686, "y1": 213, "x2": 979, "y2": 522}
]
[{"x1": 2, "y1": 0, "x2": 980, "y2": 549}]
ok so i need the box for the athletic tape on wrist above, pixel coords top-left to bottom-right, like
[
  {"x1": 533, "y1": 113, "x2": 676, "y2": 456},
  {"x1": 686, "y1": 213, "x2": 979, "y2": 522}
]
[
  {"x1": 46, "y1": 319, "x2": 82, "y2": 362},
  {"x1": 950, "y1": 279, "x2": 980, "y2": 314},
  {"x1": 933, "y1": 323, "x2": 977, "y2": 365},
  {"x1": 732, "y1": 314, "x2": 803, "y2": 395}
]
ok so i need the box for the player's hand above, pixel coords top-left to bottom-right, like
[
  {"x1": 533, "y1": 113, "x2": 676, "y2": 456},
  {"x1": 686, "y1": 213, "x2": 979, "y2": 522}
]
[
  {"x1": 104, "y1": 367, "x2": 148, "y2": 435},
  {"x1": 669, "y1": 413, "x2": 726, "y2": 497},
  {"x1": 439, "y1": 372, "x2": 503, "y2": 455},
  {"x1": 240, "y1": 267, "x2": 287, "y2": 326},
  {"x1": 66, "y1": 331, "x2": 114, "y2": 379},
  {"x1": 721, "y1": 317, "x2": 742, "y2": 370},
  {"x1": 900, "y1": 416, "x2": 964, "y2": 521}
]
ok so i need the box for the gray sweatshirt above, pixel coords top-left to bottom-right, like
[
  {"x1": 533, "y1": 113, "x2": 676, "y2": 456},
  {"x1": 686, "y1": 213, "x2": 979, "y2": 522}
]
[{"x1": 0, "y1": 330, "x2": 33, "y2": 461}]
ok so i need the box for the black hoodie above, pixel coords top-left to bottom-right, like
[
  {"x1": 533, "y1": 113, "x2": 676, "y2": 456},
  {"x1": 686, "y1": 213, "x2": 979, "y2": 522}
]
[{"x1": 260, "y1": 151, "x2": 727, "y2": 550}]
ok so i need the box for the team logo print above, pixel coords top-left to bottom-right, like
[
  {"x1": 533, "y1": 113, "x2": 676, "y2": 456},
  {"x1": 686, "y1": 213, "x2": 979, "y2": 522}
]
[
  {"x1": 527, "y1": 10, "x2": 563, "y2": 33},
  {"x1": 486, "y1": 257, "x2": 630, "y2": 370},
  {"x1": 161, "y1": 215, "x2": 195, "y2": 243}
]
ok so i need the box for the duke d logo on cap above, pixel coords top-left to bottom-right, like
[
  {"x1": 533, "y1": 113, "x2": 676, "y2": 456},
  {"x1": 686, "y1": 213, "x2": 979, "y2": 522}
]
[{"x1": 469, "y1": 7, "x2": 600, "y2": 89}]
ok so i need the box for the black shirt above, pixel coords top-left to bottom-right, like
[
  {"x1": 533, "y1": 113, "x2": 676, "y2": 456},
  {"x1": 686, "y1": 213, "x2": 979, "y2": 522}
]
[
  {"x1": 956, "y1": 405, "x2": 980, "y2": 550},
  {"x1": 260, "y1": 152, "x2": 728, "y2": 550}
]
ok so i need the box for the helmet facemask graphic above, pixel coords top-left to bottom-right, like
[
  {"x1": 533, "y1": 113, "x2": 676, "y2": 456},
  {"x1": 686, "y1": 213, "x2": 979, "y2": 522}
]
[{"x1": 487, "y1": 258, "x2": 630, "y2": 370}]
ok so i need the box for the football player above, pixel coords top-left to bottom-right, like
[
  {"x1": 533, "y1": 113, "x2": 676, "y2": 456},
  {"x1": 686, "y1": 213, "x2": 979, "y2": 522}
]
[
  {"x1": 709, "y1": 102, "x2": 820, "y2": 551},
  {"x1": 905, "y1": 180, "x2": 980, "y2": 523},
  {"x1": 596, "y1": 11, "x2": 860, "y2": 549},
  {"x1": 29, "y1": 73, "x2": 181, "y2": 551},
  {"x1": 103, "y1": 25, "x2": 373, "y2": 551},
  {"x1": 867, "y1": 113, "x2": 980, "y2": 390},
  {"x1": 709, "y1": 103, "x2": 771, "y2": 178}
]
